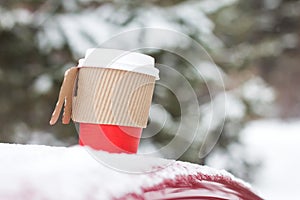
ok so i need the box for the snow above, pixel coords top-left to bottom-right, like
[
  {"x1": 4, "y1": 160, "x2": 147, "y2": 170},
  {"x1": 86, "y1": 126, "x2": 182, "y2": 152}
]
[
  {"x1": 0, "y1": 7, "x2": 33, "y2": 29},
  {"x1": 34, "y1": 0, "x2": 235, "y2": 56},
  {"x1": 240, "y1": 77, "x2": 275, "y2": 104},
  {"x1": 198, "y1": 0, "x2": 238, "y2": 13},
  {"x1": 239, "y1": 77, "x2": 276, "y2": 117},
  {"x1": 57, "y1": 15, "x2": 96, "y2": 57},
  {"x1": 0, "y1": 143, "x2": 255, "y2": 200},
  {"x1": 281, "y1": 33, "x2": 299, "y2": 49},
  {"x1": 200, "y1": 91, "x2": 245, "y2": 132},
  {"x1": 143, "y1": 104, "x2": 174, "y2": 139},
  {"x1": 196, "y1": 61, "x2": 227, "y2": 85},
  {"x1": 15, "y1": 131, "x2": 66, "y2": 146},
  {"x1": 197, "y1": 91, "x2": 246, "y2": 158},
  {"x1": 242, "y1": 119, "x2": 300, "y2": 200},
  {"x1": 37, "y1": 19, "x2": 65, "y2": 52},
  {"x1": 33, "y1": 74, "x2": 53, "y2": 94}
]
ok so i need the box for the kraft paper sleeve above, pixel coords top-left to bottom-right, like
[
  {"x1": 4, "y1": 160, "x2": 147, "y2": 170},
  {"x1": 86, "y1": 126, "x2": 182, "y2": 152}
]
[{"x1": 72, "y1": 67, "x2": 155, "y2": 128}]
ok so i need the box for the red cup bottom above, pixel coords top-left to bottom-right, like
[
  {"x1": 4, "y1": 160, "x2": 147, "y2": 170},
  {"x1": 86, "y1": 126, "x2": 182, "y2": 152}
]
[{"x1": 79, "y1": 123, "x2": 142, "y2": 154}]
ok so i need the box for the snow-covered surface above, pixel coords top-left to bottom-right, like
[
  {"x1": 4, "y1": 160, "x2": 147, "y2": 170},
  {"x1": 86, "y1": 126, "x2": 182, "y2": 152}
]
[
  {"x1": 0, "y1": 143, "x2": 255, "y2": 200},
  {"x1": 242, "y1": 119, "x2": 300, "y2": 200}
]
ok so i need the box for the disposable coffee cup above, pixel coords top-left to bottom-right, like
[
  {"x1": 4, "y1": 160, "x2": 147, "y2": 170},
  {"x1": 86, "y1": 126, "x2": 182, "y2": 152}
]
[{"x1": 71, "y1": 48, "x2": 159, "y2": 153}]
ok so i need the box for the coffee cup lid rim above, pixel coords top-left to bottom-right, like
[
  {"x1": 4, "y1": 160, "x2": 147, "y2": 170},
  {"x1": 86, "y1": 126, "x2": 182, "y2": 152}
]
[{"x1": 78, "y1": 48, "x2": 159, "y2": 80}]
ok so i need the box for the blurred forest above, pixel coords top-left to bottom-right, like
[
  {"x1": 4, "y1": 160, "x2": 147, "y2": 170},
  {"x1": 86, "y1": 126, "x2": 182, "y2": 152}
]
[{"x1": 0, "y1": 0, "x2": 299, "y2": 182}]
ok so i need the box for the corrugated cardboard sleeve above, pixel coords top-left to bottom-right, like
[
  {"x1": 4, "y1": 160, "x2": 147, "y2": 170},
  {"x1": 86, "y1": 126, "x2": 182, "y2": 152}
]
[{"x1": 72, "y1": 67, "x2": 156, "y2": 128}]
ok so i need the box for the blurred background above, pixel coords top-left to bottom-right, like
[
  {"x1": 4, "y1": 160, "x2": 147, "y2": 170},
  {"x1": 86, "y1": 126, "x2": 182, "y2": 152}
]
[{"x1": 0, "y1": 0, "x2": 299, "y2": 199}]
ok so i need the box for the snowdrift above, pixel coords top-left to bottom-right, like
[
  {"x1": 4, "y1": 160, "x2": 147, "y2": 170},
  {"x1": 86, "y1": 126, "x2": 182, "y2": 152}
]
[{"x1": 0, "y1": 143, "x2": 261, "y2": 200}]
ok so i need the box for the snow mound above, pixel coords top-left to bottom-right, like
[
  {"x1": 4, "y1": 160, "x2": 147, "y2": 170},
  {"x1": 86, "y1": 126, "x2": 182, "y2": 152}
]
[{"x1": 0, "y1": 143, "x2": 257, "y2": 200}]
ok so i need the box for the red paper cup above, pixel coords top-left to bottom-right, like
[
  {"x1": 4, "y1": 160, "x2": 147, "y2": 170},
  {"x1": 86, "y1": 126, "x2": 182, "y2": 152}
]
[
  {"x1": 78, "y1": 123, "x2": 142, "y2": 153},
  {"x1": 72, "y1": 49, "x2": 159, "y2": 154}
]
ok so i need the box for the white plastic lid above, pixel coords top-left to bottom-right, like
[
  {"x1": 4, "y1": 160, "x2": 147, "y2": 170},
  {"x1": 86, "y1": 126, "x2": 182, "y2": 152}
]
[{"x1": 78, "y1": 48, "x2": 159, "y2": 80}]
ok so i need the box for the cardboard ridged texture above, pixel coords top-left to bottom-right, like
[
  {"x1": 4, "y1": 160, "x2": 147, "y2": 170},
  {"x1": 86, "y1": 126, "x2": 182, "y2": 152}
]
[{"x1": 72, "y1": 67, "x2": 156, "y2": 128}]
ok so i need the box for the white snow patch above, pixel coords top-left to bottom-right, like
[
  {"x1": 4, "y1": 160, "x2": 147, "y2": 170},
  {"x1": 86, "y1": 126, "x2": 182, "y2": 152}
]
[
  {"x1": 33, "y1": 74, "x2": 53, "y2": 94},
  {"x1": 281, "y1": 33, "x2": 299, "y2": 49},
  {"x1": 241, "y1": 119, "x2": 300, "y2": 200},
  {"x1": 200, "y1": 92, "x2": 245, "y2": 132},
  {"x1": 198, "y1": 0, "x2": 238, "y2": 13},
  {"x1": 241, "y1": 77, "x2": 275, "y2": 103},
  {"x1": 239, "y1": 77, "x2": 276, "y2": 116},
  {"x1": 196, "y1": 61, "x2": 226, "y2": 85},
  {"x1": 0, "y1": 8, "x2": 33, "y2": 29},
  {"x1": 0, "y1": 143, "x2": 253, "y2": 199}
]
